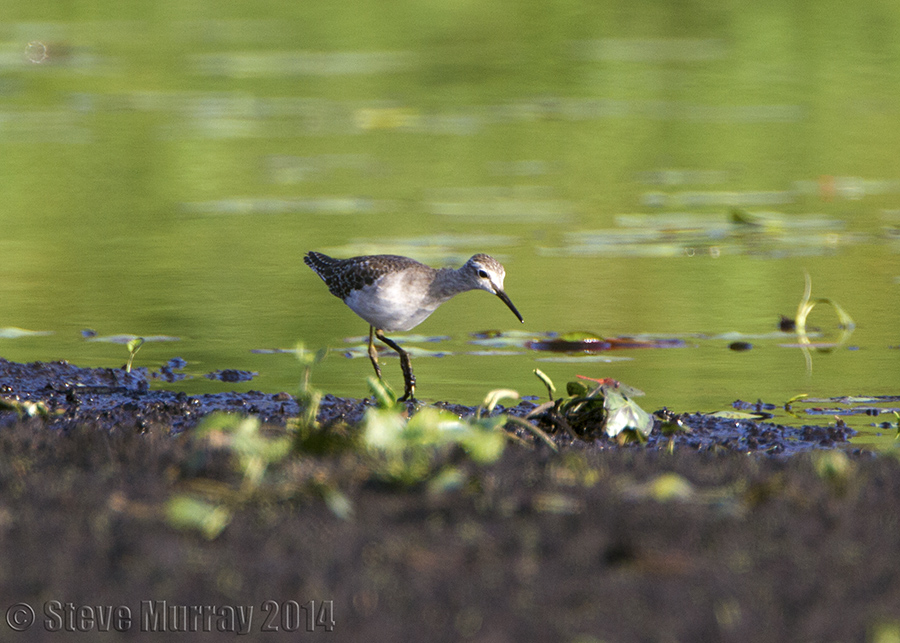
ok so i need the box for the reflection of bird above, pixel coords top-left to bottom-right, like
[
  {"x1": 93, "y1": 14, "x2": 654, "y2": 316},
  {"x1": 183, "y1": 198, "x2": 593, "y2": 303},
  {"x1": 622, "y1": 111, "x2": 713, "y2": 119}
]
[{"x1": 304, "y1": 252, "x2": 524, "y2": 401}]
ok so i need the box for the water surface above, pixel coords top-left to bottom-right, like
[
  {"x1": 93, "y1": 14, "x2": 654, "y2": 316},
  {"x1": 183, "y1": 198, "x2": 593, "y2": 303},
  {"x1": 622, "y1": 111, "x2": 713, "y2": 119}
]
[{"x1": 1, "y1": 2, "x2": 899, "y2": 444}]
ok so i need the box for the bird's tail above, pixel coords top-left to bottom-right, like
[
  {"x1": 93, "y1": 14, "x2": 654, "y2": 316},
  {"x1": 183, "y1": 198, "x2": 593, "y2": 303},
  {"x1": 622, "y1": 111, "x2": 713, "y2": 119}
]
[{"x1": 303, "y1": 251, "x2": 336, "y2": 279}]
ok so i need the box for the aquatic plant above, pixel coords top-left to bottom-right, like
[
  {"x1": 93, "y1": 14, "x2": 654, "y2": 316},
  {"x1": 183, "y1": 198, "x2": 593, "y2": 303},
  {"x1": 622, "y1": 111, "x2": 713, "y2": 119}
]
[
  {"x1": 362, "y1": 380, "x2": 513, "y2": 487},
  {"x1": 527, "y1": 372, "x2": 654, "y2": 443},
  {"x1": 125, "y1": 337, "x2": 144, "y2": 373}
]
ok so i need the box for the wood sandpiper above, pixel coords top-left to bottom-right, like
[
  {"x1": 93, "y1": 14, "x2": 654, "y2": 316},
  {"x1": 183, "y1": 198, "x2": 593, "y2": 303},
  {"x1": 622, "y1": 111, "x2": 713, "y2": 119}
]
[{"x1": 304, "y1": 252, "x2": 524, "y2": 401}]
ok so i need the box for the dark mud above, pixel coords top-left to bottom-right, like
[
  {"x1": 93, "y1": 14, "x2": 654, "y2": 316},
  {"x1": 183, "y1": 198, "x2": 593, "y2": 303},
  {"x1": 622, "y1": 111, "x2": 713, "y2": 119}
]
[
  {"x1": 0, "y1": 357, "x2": 897, "y2": 642},
  {"x1": 0, "y1": 358, "x2": 852, "y2": 455}
]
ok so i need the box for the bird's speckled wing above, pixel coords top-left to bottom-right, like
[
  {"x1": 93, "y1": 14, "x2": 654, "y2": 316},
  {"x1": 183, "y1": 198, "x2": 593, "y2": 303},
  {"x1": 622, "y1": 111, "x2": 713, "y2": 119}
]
[{"x1": 303, "y1": 252, "x2": 426, "y2": 300}]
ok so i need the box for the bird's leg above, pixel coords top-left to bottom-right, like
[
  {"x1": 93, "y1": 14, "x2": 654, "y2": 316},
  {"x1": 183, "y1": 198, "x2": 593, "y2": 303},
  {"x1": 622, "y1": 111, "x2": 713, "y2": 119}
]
[
  {"x1": 367, "y1": 326, "x2": 382, "y2": 380},
  {"x1": 374, "y1": 329, "x2": 416, "y2": 401}
]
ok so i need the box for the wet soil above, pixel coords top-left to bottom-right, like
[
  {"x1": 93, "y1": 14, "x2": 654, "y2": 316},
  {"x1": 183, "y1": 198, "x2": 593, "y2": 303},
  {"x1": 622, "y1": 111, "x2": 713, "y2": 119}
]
[{"x1": 0, "y1": 357, "x2": 898, "y2": 641}]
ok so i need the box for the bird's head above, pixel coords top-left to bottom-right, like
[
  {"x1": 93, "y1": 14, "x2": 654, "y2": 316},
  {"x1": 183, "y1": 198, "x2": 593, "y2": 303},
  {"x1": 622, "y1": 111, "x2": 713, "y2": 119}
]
[{"x1": 463, "y1": 254, "x2": 524, "y2": 323}]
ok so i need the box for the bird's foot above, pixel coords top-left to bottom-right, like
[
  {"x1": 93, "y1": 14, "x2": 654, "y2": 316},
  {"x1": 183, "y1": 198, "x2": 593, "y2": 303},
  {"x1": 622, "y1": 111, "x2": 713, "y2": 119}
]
[{"x1": 398, "y1": 376, "x2": 416, "y2": 402}]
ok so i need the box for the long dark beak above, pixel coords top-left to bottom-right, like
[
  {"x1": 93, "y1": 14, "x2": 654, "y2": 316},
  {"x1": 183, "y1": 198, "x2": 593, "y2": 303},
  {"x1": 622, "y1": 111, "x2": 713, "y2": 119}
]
[{"x1": 493, "y1": 286, "x2": 524, "y2": 323}]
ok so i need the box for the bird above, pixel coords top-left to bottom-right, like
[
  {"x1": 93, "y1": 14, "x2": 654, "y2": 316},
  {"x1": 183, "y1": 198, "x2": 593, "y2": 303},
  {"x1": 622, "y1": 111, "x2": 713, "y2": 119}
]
[{"x1": 303, "y1": 251, "x2": 524, "y2": 401}]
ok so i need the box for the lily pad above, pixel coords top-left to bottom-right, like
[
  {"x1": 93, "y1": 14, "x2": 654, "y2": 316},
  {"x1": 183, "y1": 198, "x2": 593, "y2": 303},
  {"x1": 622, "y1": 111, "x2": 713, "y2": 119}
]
[
  {"x1": 535, "y1": 355, "x2": 632, "y2": 363},
  {"x1": 343, "y1": 346, "x2": 449, "y2": 359},
  {"x1": 87, "y1": 334, "x2": 180, "y2": 344},
  {"x1": 0, "y1": 327, "x2": 53, "y2": 339},
  {"x1": 528, "y1": 336, "x2": 687, "y2": 352}
]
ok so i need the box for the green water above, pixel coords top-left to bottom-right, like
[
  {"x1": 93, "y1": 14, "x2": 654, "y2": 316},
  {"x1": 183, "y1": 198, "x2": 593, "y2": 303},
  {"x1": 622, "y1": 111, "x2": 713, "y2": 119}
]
[{"x1": 1, "y1": 2, "x2": 899, "y2": 444}]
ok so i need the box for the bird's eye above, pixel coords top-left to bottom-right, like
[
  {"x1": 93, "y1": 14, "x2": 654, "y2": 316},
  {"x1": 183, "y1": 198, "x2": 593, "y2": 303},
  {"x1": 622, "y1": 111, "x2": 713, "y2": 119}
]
[{"x1": 478, "y1": 269, "x2": 489, "y2": 279}]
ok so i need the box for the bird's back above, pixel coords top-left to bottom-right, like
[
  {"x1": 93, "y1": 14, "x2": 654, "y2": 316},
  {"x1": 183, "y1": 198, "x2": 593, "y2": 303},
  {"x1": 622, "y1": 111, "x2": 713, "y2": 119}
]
[{"x1": 304, "y1": 252, "x2": 427, "y2": 301}]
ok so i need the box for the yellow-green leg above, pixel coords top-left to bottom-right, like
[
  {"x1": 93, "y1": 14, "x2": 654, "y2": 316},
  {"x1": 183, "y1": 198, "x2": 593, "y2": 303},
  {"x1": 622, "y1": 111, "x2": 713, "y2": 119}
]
[
  {"x1": 374, "y1": 328, "x2": 416, "y2": 401},
  {"x1": 367, "y1": 326, "x2": 382, "y2": 379}
]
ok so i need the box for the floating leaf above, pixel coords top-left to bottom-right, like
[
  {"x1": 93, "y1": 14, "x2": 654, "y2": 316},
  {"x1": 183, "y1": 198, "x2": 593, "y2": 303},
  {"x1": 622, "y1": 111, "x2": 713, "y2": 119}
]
[
  {"x1": 468, "y1": 335, "x2": 532, "y2": 348},
  {"x1": 0, "y1": 327, "x2": 53, "y2": 339},
  {"x1": 536, "y1": 355, "x2": 631, "y2": 363},
  {"x1": 528, "y1": 337, "x2": 611, "y2": 352},
  {"x1": 467, "y1": 350, "x2": 527, "y2": 356},
  {"x1": 528, "y1": 336, "x2": 686, "y2": 352},
  {"x1": 558, "y1": 331, "x2": 604, "y2": 342},
  {"x1": 709, "y1": 410, "x2": 768, "y2": 420},
  {"x1": 344, "y1": 333, "x2": 451, "y2": 344},
  {"x1": 87, "y1": 334, "x2": 180, "y2": 344},
  {"x1": 344, "y1": 345, "x2": 449, "y2": 359},
  {"x1": 204, "y1": 369, "x2": 257, "y2": 382}
]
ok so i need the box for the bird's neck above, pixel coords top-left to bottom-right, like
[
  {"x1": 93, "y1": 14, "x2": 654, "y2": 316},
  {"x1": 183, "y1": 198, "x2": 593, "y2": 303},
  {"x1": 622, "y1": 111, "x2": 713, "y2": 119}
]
[{"x1": 427, "y1": 267, "x2": 470, "y2": 301}]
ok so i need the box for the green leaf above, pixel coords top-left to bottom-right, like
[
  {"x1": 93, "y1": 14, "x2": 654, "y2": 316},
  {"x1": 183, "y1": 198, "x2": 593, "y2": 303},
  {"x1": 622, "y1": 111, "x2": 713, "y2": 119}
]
[
  {"x1": 165, "y1": 495, "x2": 231, "y2": 540},
  {"x1": 812, "y1": 450, "x2": 852, "y2": 483},
  {"x1": 784, "y1": 393, "x2": 809, "y2": 405},
  {"x1": 125, "y1": 337, "x2": 145, "y2": 373},
  {"x1": 361, "y1": 407, "x2": 409, "y2": 451},
  {"x1": 644, "y1": 473, "x2": 695, "y2": 502},
  {"x1": 566, "y1": 380, "x2": 590, "y2": 397},
  {"x1": 602, "y1": 390, "x2": 654, "y2": 437},
  {"x1": 322, "y1": 488, "x2": 354, "y2": 521},
  {"x1": 367, "y1": 376, "x2": 398, "y2": 409},
  {"x1": 458, "y1": 426, "x2": 506, "y2": 464},
  {"x1": 481, "y1": 389, "x2": 519, "y2": 415},
  {"x1": 427, "y1": 467, "x2": 466, "y2": 494}
]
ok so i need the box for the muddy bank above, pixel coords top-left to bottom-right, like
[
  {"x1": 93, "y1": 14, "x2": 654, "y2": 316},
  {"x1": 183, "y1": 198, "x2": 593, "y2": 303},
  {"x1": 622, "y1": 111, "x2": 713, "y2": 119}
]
[
  {"x1": 1, "y1": 357, "x2": 895, "y2": 642},
  {"x1": 0, "y1": 358, "x2": 853, "y2": 455}
]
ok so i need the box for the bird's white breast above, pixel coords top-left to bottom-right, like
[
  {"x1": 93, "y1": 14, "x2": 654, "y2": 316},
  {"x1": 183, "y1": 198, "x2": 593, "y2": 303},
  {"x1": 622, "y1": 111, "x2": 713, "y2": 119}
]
[{"x1": 343, "y1": 270, "x2": 443, "y2": 332}]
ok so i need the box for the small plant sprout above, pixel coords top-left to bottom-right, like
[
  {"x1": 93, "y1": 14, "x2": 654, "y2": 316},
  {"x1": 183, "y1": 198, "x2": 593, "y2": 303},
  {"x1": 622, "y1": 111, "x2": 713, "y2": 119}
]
[
  {"x1": 477, "y1": 388, "x2": 520, "y2": 419},
  {"x1": 294, "y1": 342, "x2": 328, "y2": 394},
  {"x1": 193, "y1": 413, "x2": 291, "y2": 492},
  {"x1": 795, "y1": 272, "x2": 855, "y2": 335},
  {"x1": 293, "y1": 342, "x2": 327, "y2": 429},
  {"x1": 794, "y1": 272, "x2": 855, "y2": 370},
  {"x1": 533, "y1": 368, "x2": 556, "y2": 401},
  {"x1": 125, "y1": 337, "x2": 145, "y2": 373},
  {"x1": 784, "y1": 393, "x2": 809, "y2": 413},
  {"x1": 362, "y1": 387, "x2": 550, "y2": 486}
]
